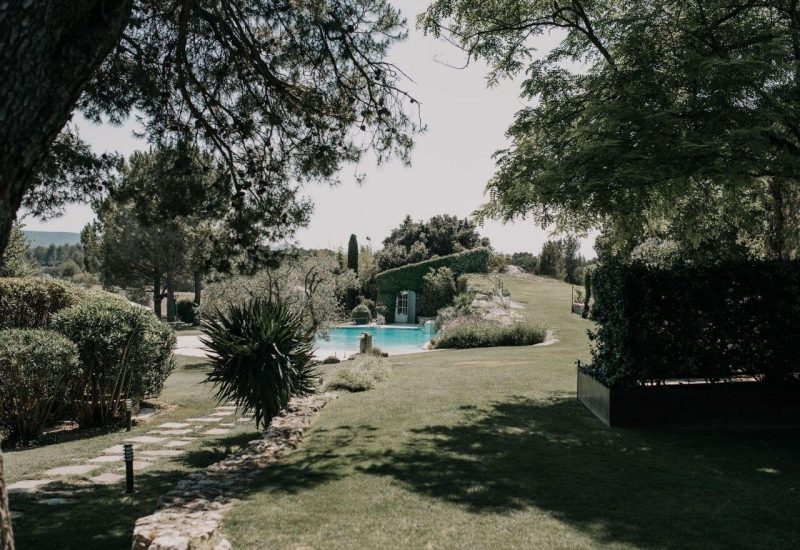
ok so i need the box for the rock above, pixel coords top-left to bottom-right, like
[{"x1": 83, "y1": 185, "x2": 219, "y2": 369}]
[
  {"x1": 473, "y1": 293, "x2": 490, "y2": 301},
  {"x1": 130, "y1": 394, "x2": 334, "y2": 549},
  {"x1": 504, "y1": 265, "x2": 524, "y2": 274}
]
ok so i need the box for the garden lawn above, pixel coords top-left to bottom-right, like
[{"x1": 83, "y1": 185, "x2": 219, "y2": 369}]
[
  {"x1": 225, "y1": 275, "x2": 800, "y2": 549},
  {"x1": 5, "y1": 356, "x2": 260, "y2": 550}
]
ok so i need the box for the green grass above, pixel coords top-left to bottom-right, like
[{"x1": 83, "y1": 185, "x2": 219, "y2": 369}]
[
  {"x1": 5, "y1": 356, "x2": 260, "y2": 550},
  {"x1": 225, "y1": 275, "x2": 800, "y2": 549}
]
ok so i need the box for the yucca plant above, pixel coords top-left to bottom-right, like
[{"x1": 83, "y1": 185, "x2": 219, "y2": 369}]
[{"x1": 200, "y1": 298, "x2": 318, "y2": 429}]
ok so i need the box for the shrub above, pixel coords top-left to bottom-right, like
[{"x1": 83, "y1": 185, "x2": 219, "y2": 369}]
[
  {"x1": 52, "y1": 298, "x2": 176, "y2": 427},
  {"x1": 585, "y1": 258, "x2": 800, "y2": 387},
  {"x1": 176, "y1": 298, "x2": 197, "y2": 324},
  {"x1": 325, "y1": 356, "x2": 391, "y2": 392},
  {"x1": 376, "y1": 248, "x2": 490, "y2": 322},
  {"x1": 201, "y1": 298, "x2": 317, "y2": 429},
  {"x1": 432, "y1": 318, "x2": 547, "y2": 349},
  {"x1": 0, "y1": 329, "x2": 79, "y2": 442},
  {"x1": 0, "y1": 277, "x2": 81, "y2": 329},
  {"x1": 351, "y1": 304, "x2": 371, "y2": 325},
  {"x1": 420, "y1": 267, "x2": 457, "y2": 317}
]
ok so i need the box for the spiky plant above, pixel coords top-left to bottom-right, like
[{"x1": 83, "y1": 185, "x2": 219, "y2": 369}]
[{"x1": 200, "y1": 298, "x2": 317, "y2": 429}]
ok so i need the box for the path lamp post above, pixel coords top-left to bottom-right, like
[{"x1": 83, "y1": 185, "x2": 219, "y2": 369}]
[{"x1": 123, "y1": 444, "x2": 135, "y2": 494}]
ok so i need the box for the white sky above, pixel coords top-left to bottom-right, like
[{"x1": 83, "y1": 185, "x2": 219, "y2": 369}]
[{"x1": 22, "y1": 1, "x2": 597, "y2": 258}]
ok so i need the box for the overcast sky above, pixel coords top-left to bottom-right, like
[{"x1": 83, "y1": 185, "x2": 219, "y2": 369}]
[{"x1": 22, "y1": 1, "x2": 597, "y2": 258}]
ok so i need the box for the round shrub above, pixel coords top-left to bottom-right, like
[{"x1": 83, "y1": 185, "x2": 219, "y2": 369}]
[
  {"x1": 201, "y1": 298, "x2": 317, "y2": 429},
  {"x1": 0, "y1": 277, "x2": 81, "y2": 329},
  {"x1": 324, "y1": 356, "x2": 391, "y2": 392},
  {"x1": 351, "y1": 304, "x2": 371, "y2": 325},
  {"x1": 0, "y1": 329, "x2": 78, "y2": 442},
  {"x1": 176, "y1": 298, "x2": 197, "y2": 324},
  {"x1": 52, "y1": 298, "x2": 176, "y2": 427}
]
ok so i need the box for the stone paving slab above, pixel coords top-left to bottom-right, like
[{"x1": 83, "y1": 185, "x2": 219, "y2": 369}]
[
  {"x1": 127, "y1": 436, "x2": 167, "y2": 444},
  {"x1": 44, "y1": 464, "x2": 102, "y2": 477},
  {"x1": 102, "y1": 444, "x2": 140, "y2": 454},
  {"x1": 89, "y1": 473, "x2": 125, "y2": 485},
  {"x1": 237, "y1": 417, "x2": 253, "y2": 422},
  {"x1": 158, "y1": 423, "x2": 192, "y2": 429},
  {"x1": 7, "y1": 479, "x2": 55, "y2": 493},
  {"x1": 210, "y1": 411, "x2": 232, "y2": 417},
  {"x1": 88, "y1": 455, "x2": 123, "y2": 464},
  {"x1": 150, "y1": 429, "x2": 195, "y2": 436},
  {"x1": 185, "y1": 417, "x2": 223, "y2": 423}
]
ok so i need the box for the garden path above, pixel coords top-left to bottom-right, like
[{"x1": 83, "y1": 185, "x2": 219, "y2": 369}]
[{"x1": 6, "y1": 405, "x2": 252, "y2": 504}]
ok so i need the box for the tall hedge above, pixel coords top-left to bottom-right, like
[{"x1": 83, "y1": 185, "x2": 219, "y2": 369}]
[
  {"x1": 376, "y1": 248, "x2": 490, "y2": 322},
  {"x1": 584, "y1": 258, "x2": 800, "y2": 388}
]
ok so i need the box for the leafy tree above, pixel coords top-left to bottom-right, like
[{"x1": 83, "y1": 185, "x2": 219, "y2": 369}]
[
  {"x1": 376, "y1": 214, "x2": 490, "y2": 270},
  {"x1": 0, "y1": 223, "x2": 35, "y2": 278},
  {"x1": 509, "y1": 252, "x2": 537, "y2": 273},
  {"x1": 100, "y1": 203, "x2": 188, "y2": 320},
  {"x1": 537, "y1": 240, "x2": 565, "y2": 280},
  {"x1": 562, "y1": 235, "x2": 583, "y2": 284},
  {"x1": 200, "y1": 252, "x2": 357, "y2": 335},
  {"x1": 423, "y1": 0, "x2": 800, "y2": 259}
]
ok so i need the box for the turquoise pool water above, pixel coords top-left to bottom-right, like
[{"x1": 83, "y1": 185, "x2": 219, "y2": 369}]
[{"x1": 315, "y1": 324, "x2": 436, "y2": 354}]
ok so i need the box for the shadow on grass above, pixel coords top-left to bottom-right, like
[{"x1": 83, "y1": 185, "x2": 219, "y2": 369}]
[
  {"x1": 364, "y1": 397, "x2": 800, "y2": 548},
  {"x1": 243, "y1": 424, "x2": 378, "y2": 495},
  {"x1": 10, "y1": 430, "x2": 260, "y2": 550}
]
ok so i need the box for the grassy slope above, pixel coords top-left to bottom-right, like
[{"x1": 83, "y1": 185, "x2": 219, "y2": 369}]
[
  {"x1": 226, "y1": 275, "x2": 800, "y2": 549},
  {"x1": 6, "y1": 356, "x2": 260, "y2": 550}
]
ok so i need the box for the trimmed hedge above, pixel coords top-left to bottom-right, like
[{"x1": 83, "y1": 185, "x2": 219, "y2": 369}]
[
  {"x1": 0, "y1": 278, "x2": 81, "y2": 329},
  {"x1": 0, "y1": 329, "x2": 79, "y2": 442},
  {"x1": 432, "y1": 318, "x2": 547, "y2": 349},
  {"x1": 584, "y1": 259, "x2": 800, "y2": 388},
  {"x1": 376, "y1": 248, "x2": 489, "y2": 322},
  {"x1": 53, "y1": 298, "x2": 176, "y2": 427}
]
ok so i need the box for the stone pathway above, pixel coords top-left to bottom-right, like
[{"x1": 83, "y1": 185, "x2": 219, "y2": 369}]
[
  {"x1": 132, "y1": 393, "x2": 335, "y2": 550},
  {"x1": 6, "y1": 405, "x2": 255, "y2": 501}
]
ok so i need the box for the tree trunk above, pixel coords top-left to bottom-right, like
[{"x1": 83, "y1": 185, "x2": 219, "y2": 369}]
[
  {"x1": 0, "y1": 1, "x2": 133, "y2": 257},
  {"x1": 0, "y1": 449, "x2": 13, "y2": 550},
  {"x1": 166, "y1": 275, "x2": 176, "y2": 322},
  {"x1": 152, "y1": 274, "x2": 162, "y2": 318},
  {"x1": 193, "y1": 271, "x2": 202, "y2": 306},
  {"x1": 767, "y1": 179, "x2": 790, "y2": 259}
]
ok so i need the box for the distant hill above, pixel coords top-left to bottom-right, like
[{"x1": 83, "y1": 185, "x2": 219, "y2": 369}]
[{"x1": 23, "y1": 231, "x2": 81, "y2": 248}]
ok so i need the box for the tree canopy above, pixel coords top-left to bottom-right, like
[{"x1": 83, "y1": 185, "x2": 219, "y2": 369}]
[
  {"x1": 1, "y1": 0, "x2": 420, "y2": 260},
  {"x1": 375, "y1": 214, "x2": 490, "y2": 270},
  {"x1": 421, "y1": 0, "x2": 800, "y2": 258}
]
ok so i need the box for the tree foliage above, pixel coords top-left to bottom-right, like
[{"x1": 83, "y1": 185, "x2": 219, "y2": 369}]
[
  {"x1": 0, "y1": 224, "x2": 35, "y2": 278},
  {"x1": 376, "y1": 214, "x2": 490, "y2": 271},
  {"x1": 422, "y1": 0, "x2": 800, "y2": 258}
]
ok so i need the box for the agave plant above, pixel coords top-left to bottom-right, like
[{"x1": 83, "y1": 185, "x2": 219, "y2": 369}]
[{"x1": 200, "y1": 298, "x2": 317, "y2": 429}]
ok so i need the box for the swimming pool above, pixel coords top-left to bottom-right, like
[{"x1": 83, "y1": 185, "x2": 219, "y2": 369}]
[{"x1": 315, "y1": 324, "x2": 437, "y2": 355}]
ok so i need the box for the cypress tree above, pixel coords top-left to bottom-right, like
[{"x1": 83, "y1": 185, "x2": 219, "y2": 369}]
[{"x1": 346, "y1": 235, "x2": 359, "y2": 310}]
